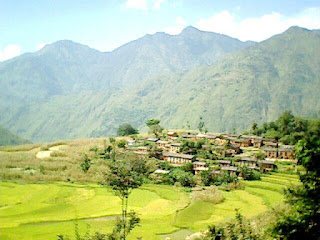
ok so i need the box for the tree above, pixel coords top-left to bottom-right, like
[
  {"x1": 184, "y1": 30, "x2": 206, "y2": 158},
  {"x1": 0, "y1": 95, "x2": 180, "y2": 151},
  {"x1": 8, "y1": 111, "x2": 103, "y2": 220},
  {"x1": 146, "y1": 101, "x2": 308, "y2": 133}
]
[
  {"x1": 252, "y1": 122, "x2": 258, "y2": 132},
  {"x1": 105, "y1": 158, "x2": 145, "y2": 240},
  {"x1": 198, "y1": 116, "x2": 205, "y2": 133},
  {"x1": 200, "y1": 170, "x2": 212, "y2": 186},
  {"x1": 117, "y1": 140, "x2": 126, "y2": 149},
  {"x1": 145, "y1": 119, "x2": 163, "y2": 137},
  {"x1": 80, "y1": 154, "x2": 91, "y2": 173},
  {"x1": 272, "y1": 126, "x2": 320, "y2": 239},
  {"x1": 117, "y1": 124, "x2": 138, "y2": 136}
]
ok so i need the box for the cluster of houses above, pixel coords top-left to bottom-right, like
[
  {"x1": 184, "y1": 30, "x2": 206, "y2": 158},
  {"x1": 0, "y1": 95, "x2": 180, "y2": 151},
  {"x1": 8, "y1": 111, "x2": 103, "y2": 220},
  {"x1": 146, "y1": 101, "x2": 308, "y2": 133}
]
[{"x1": 126, "y1": 131, "x2": 295, "y2": 178}]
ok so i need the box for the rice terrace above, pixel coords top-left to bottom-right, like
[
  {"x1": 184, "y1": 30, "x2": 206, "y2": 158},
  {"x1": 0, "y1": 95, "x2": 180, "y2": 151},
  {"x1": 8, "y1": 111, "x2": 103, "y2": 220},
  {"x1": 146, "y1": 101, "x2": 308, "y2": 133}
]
[{"x1": 0, "y1": 129, "x2": 302, "y2": 239}]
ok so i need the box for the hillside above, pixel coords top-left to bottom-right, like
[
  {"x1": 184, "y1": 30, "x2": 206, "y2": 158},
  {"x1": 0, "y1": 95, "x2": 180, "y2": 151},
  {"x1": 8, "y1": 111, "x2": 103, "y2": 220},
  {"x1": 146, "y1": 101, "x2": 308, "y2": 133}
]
[
  {"x1": 0, "y1": 126, "x2": 30, "y2": 146},
  {"x1": 0, "y1": 26, "x2": 252, "y2": 105},
  {"x1": 1, "y1": 27, "x2": 320, "y2": 142}
]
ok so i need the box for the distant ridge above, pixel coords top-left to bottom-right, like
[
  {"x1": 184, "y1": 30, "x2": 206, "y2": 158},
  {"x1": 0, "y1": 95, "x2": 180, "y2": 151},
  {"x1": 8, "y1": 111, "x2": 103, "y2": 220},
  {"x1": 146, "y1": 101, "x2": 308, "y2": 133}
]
[{"x1": 0, "y1": 26, "x2": 319, "y2": 142}]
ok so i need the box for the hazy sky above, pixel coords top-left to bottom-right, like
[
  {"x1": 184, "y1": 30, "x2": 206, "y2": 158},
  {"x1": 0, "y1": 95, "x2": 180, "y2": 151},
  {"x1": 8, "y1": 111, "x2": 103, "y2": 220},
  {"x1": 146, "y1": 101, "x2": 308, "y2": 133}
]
[{"x1": 1, "y1": 0, "x2": 320, "y2": 61}]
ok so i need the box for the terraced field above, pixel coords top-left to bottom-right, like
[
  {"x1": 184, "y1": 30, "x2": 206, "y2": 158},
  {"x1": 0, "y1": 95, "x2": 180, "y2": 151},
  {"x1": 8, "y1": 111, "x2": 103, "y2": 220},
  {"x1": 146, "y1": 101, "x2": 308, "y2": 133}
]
[{"x1": 0, "y1": 172, "x2": 300, "y2": 240}]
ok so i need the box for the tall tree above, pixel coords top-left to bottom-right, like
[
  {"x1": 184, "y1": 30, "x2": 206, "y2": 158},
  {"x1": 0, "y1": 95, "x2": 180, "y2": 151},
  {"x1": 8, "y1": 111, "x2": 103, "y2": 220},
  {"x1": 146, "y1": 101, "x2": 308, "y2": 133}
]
[
  {"x1": 146, "y1": 119, "x2": 162, "y2": 137},
  {"x1": 272, "y1": 125, "x2": 320, "y2": 239},
  {"x1": 105, "y1": 158, "x2": 146, "y2": 240}
]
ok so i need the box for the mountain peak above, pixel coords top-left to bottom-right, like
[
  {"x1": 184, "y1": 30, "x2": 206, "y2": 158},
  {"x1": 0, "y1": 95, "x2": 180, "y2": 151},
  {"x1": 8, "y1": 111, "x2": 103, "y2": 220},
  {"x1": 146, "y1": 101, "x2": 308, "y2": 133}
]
[{"x1": 180, "y1": 26, "x2": 201, "y2": 34}]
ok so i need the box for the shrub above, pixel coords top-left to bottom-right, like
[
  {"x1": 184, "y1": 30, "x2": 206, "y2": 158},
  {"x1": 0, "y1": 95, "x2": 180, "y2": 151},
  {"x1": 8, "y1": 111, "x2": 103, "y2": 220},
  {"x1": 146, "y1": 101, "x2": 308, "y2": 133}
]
[{"x1": 240, "y1": 166, "x2": 261, "y2": 180}]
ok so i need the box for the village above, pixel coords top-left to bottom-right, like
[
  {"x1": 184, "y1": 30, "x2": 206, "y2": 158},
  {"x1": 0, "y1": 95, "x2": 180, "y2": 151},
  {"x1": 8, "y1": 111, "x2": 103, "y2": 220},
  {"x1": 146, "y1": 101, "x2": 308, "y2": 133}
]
[{"x1": 125, "y1": 130, "x2": 295, "y2": 183}]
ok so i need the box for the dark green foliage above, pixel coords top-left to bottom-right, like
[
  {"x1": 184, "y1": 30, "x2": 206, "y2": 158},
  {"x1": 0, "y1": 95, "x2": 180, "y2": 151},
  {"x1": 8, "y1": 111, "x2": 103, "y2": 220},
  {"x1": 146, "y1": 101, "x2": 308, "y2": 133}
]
[
  {"x1": 181, "y1": 162, "x2": 194, "y2": 174},
  {"x1": 272, "y1": 125, "x2": 320, "y2": 239},
  {"x1": 240, "y1": 166, "x2": 261, "y2": 181},
  {"x1": 117, "y1": 140, "x2": 127, "y2": 149},
  {"x1": 204, "y1": 210, "x2": 262, "y2": 240},
  {"x1": 212, "y1": 172, "x2": 239, "y2": 186},
  {"x1": 251, "y1": 111, "x2": 320, "y2": 145},
  {"x1": 146, "y1": 119, "x2": 163, "y2": 137},
  {"x1": 200, "y1": 170, "x2": 213, "y2": 186},
  {"x1": 165, "y1": 169, "x2": 196, "y2": 187},
  {"x1": 0, "y1": 125, "x2": 30, "y2": 146},
  {"x1": 117, "y1": 124, "x2": 138, "y2": 136},
  {"x1": 198, "y1": 116, "x2": 205, "y2": 132},
  {"x1": 80, "y1": 155, "x2": 91, "y2": 173}
]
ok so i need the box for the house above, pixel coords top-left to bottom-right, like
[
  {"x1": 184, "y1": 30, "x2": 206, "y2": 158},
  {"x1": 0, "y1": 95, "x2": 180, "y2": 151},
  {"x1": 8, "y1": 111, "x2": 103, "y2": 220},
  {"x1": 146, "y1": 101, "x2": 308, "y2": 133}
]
[
  {"x1": 205, "y1": 134, "x2": 219, "y2": 142},
  {"x1": 169, "y1": 143, "x2": 181, "y2": 153},
  {"x1": 237, "y1": 158, "x2": 258, "y2": 168},
  {"x1": 264, "y1": 147, "x2": 278, "y2": 158},
  {"x1": 216, "y1": 160, "x2": 231, "y2": 167},
  {"x1": 196, "y1": 133, "x2": 207, "y2": 140},
  {"x1": 153, "y1": 169, "x2": 170, "y2": 181},
  {"x1": 156, "y1": 140, "x2": 169, "y2": 150},
  {"x1": 253, "y1": 138, "x2": 263, "y2": 148},
  {"x1": 193, "y1": 161, "x2": 206, "y2": 168},
  {"x1": 181, "y1": 133, "x2": 197, "y2": 141},
  {"x1": 229, "y1": 138, "x2": 251, "y2": 147},
  {"x1": 167, "y1": 131, "x2": 178, "y2": 141},
  {"x1": 260, "y1": 160, "x2": 277, "y2": 172},
  {"x1": 278, "y1": 147, "x2": 294, "y2": 159},
  {"x1": 249, "y1": 136, "x2": 263, "y2": 145},
  {"x1": 194, "y1": 166, "x2": 209, "y2": 175},
  {"x1": 215, "y1": 138, "x2": 228, "y2": 146},
  {"x1": 212, "y1": 145, "x2": 225, "y2": 153},
  {"x1": 163, "y1": 152, "x2": 195, "y2": 166},
  {"x1": 263, "y1": 138, "x2": 277, "y2": 148},
  {"x1": 133, "y1": 146, "x2": 150, "y2": 156},
  {"x1": 147, "y1": 138, "x2": 159, "y2": 143},
  {"x1": 226, "y1": 144, "x2": 241, "y2": 156},
  {"x1": 154, "y1": 169, "x2": 170, "y2": 174},
  {"x1": 221, "y1": 166, "x2": 238, "y2": 175}
]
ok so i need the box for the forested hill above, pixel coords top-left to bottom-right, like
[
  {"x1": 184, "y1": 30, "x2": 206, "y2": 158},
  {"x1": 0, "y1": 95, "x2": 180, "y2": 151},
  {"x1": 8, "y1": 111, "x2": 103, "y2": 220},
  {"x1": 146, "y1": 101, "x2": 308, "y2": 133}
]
[
  {"x1": 1, "y1": 26, "x2": 319, "y2": 142},
  {"x1": 0, "y1": 126, "x2": 31, "y2": 146},
  {"x1": 0, "y1": 26, "x2": 253, "y2": 105}
]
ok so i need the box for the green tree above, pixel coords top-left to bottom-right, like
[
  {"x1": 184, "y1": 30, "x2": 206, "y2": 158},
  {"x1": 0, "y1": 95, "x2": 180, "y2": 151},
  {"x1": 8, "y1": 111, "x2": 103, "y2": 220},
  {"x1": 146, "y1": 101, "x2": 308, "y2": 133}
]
[
  {"x1": 105, "y1": 159, "x2": 145, "y2": 240},
  {"x1": 117, "y1": 140, "x2": 127, "y2": 149},
  {"x1": 145, "y1": 119, "x2": 163, "y2": 137},
  {"x1": 117, "y1": 124, "x2": 138, "y2": 136},
  {"x1": 198, "y1": 116, "x2": 205, "y2": 133},
  {"x1": 272, "y1": 127, "x2": 320, "y2": 239},
  {"x1": 80, "y1": 154, "x2": 91, "y2": 173}
]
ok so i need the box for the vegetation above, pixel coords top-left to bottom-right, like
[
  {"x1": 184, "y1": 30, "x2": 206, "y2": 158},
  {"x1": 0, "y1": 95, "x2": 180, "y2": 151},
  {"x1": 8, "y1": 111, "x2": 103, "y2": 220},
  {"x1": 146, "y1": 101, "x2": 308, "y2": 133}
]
[
  {"x1": 240, "y1": 166, "x2": 261, "y2": 181},
  {"x1": 105, "y1": 158, "x2": 146, "y2": 239},
  {"x1": 146, "y1": 119, "x2": 163, "y2": 137},
  {"x1": 2, "y1": 27, "x2": 319, "y2": 143},
  {"x1": 116, "y1": 123, "x2": 138, "y2": 136},
  {"x1": 248, "y1": 111, "x2": 320, "y2": 145},
  {"x1": 271, "y1": 124, "x2": 320, "y2": 239}
]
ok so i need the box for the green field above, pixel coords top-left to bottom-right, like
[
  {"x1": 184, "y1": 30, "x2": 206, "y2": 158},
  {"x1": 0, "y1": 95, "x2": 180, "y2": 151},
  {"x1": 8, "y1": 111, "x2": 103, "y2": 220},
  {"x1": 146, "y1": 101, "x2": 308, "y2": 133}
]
[{"x1": 0, "y1": 173, "x2": 299, "y2": 240}]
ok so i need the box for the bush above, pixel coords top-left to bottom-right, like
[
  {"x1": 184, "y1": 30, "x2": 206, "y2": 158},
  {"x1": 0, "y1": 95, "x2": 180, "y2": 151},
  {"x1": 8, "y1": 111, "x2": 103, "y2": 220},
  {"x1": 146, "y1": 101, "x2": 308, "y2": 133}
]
[
  {"x1": 240, "y1": 166, "x2": 261, "y2": 180},
  {"x1": 117, "y1": 123, "x2": 138, "y2": 136}
]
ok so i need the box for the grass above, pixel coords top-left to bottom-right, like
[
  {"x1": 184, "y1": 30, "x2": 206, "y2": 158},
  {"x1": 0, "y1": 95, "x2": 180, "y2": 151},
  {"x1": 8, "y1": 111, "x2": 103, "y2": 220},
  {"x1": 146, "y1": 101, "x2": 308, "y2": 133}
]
[
  {"x1": 0, "y1": 139, "x2": 300, "y2": 239},
  {"x1": 0, "y1": 171, "x2": 299, "y2": 240}
]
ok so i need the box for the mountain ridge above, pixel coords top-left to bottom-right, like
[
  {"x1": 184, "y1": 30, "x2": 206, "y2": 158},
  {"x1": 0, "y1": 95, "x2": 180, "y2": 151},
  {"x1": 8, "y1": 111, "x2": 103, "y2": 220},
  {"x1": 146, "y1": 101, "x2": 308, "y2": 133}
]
[{"x1": 1, "y1": 26, "x2": 319, "y2": 142}]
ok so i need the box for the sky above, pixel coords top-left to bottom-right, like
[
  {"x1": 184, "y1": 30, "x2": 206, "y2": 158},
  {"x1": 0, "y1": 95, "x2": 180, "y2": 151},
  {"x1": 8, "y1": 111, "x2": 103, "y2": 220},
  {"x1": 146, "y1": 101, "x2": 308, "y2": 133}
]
[{"x1": 1, "y1": 0, "x2": 320, "y2": 61}]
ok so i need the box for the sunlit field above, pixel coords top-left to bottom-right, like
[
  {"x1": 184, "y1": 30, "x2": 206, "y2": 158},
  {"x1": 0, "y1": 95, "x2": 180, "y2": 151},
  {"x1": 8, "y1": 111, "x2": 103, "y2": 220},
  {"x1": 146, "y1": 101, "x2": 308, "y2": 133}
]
[{"x1": 0, "y1": 172, "x2": 299, "y2": 240}]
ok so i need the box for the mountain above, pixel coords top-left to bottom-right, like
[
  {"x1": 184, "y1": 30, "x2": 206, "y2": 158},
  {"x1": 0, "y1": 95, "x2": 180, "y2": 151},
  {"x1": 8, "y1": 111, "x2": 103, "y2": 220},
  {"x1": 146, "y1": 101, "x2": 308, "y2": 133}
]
[
  {"x1": 0, "y1": 26, "x2": 253, "y2": 105},
  {"x1": 1, "y1": 26, "x2": 319, "y2": 142},
  {"x1": 0, "y1": 126, "x2": 31, "y2": 146}
]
